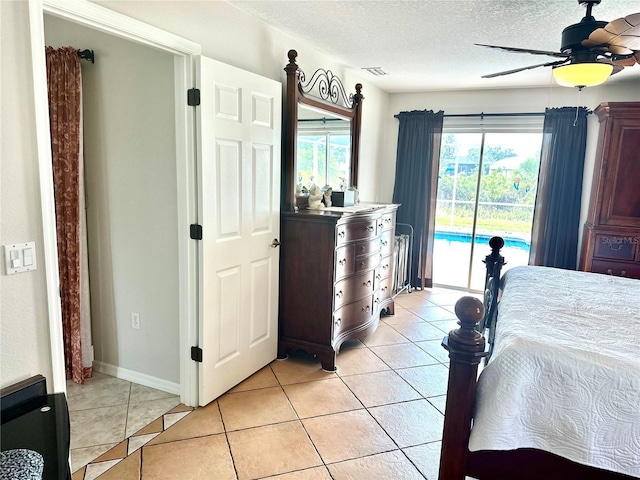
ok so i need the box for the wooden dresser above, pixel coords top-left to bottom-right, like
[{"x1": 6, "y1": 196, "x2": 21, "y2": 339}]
[
  {"x1": 580, "y1": 102, "x2": 640, "y2": 280},
  {"x1": 278, "y1": 204, "x2": 398, "y2": 371}
]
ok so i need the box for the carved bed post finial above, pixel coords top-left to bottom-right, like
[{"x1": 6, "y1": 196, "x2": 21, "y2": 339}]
[{"x1": 439, "y1": 296, "x2": 487, "y2": 480}]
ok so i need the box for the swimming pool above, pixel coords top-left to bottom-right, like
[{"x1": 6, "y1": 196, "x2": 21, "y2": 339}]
[
  {"x1": 434, "y1": 231, "x2": 530, "y2": 250},
  {"x1": 433, "y1": 230, "x2": 531, "y2": 290}
]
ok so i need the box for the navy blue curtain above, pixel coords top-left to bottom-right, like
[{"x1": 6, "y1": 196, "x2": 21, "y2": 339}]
[
  {"x1": 392, "y1": 110, "x2": 444, "y2": 288},
  {"x1": 529, "y1": 106, "x2": 589, "y2": 269}
]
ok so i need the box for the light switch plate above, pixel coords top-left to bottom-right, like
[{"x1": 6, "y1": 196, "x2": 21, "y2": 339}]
[{"x1": 3, "y1": 242, "x2": 37, "y2": 275}]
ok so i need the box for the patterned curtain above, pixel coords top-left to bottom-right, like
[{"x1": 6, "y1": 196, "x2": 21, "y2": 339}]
[
  {"x1": 529, "y1": 106, "x2": 589, "y2": 269},
  {"x1": 46, "y1": 47, "x2": 92, "y2": 383},
  {"x1": 392, "y1": 110, "x2": 444, "y2": 288}
]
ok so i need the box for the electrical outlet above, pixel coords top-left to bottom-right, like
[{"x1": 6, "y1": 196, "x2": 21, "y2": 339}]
[{"x1": 131, "y1": 312, "x2": 140, "y2": 329}]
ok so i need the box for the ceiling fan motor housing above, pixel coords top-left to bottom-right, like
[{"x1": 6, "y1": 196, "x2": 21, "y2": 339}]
[
  {"x1": 561, "y1": 20, "x2": 608, "y2": 53},
  {"x1": 561, "y1": 0, "x2": 607, "y2": 54}
]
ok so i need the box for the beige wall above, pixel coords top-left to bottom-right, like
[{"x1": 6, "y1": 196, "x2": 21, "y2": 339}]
[
  {"x1": 1, "y1": 1, "x2": 53, "y2": 388},
  {"x1": 44, "y1": 15, "x2": 180, "y2": 383}
]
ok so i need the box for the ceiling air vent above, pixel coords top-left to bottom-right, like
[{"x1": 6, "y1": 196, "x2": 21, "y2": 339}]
[{"x1": 361, "y1": 67, "x2": 388, "y2": 76}]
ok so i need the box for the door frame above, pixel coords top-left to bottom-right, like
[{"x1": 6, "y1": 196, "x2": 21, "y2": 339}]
[{"x1": 29, "y1": 0, "x2": 201, "y2": 405}]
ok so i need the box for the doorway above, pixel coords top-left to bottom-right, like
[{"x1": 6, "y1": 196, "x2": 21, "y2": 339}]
[
  {"x1": 30, "y1": 0, "x2": 200, "y2": 403},
  {"x1": 42, "y1": 12, "x2": 187, "y2": 472},
  {"x1": 433, "y1": 130, "x2": 543, "y2": 290}
]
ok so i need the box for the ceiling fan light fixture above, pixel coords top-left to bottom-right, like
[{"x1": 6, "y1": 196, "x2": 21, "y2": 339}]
[{"x1": 552, "y1": 62, "x2": 613, "y2": 88}]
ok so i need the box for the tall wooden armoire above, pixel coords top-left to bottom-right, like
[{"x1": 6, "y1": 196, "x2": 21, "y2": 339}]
[{"x1": 580, "y1": 102, "x2": 640, "y2": 279}]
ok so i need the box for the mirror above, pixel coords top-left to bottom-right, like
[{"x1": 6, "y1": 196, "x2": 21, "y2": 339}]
[
  {"x1": 297, "y1": 106, "x2": 351, "y2": 193},
  {"x1": 283, "y1": 49, "x2": 363, "y2": 211}
]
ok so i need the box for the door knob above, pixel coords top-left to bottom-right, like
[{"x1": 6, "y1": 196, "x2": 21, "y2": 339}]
[{"x1": 270, "y1": 239, "x2": 281, "y2": 248}]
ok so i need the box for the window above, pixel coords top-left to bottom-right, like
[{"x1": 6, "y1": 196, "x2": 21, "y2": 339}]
[{"x1": 433, "y1": 115, "x2": 544, "y2": 290}]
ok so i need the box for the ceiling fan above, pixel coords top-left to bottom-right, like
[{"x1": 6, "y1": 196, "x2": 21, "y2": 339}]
[{"x1": 477, "y1": 0, "x2": 640, "y2": 88}]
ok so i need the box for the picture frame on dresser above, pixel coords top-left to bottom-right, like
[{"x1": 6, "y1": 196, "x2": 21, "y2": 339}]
[{"x1": 277, "y1": 50, "x2": 398, "y2": 371}]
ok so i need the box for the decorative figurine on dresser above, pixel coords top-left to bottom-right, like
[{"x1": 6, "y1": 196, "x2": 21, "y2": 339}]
[
  {"x1": 278, "y1": 50, "x2": 398, "y2": 371},
  {"x1": 580, "y1": 102, "x2": 640, "y2": 279}
]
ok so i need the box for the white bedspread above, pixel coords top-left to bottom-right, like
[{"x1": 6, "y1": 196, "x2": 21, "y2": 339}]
[{"x1": 468, "y1": 266, "x2": 640, "y2": 477}]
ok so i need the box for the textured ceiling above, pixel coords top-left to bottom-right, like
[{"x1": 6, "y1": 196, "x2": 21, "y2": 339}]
[{"x1": 227, "y1": 0, "x2": 640, "y2": 92}]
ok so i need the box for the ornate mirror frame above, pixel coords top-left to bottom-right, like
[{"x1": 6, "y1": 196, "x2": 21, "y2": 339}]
[{"x1": 283, "y1": 49, "x2": 364, "y2": 211}]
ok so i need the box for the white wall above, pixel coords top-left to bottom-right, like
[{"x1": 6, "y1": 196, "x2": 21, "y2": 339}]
[
  {"x1": 92, "y1": 0, "x2": 388, "y2": 202},
  {"x1": 44, "y1": 15, "x2": 180, "y2": 383},
  {"x1": 383, "y1": 81, "x2": 640, "y2": 257},
  {"x1": 0, "y1": 1, "x2": 54, "y2": 389}
]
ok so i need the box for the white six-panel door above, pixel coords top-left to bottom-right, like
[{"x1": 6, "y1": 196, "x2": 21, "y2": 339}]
[{"x1": 198, "y1": 57, "x2": 281, "y2": 406}]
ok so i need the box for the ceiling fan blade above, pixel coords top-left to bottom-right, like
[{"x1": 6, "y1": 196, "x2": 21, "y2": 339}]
[
  {"x1": 586, "y1": 12, "x2": 640, "y2": 51},
  {"x1": 597, "y1": 58, "x2": 627, "y2": 75},
  {"x1": 482, "y1": 60, "x2": 569, "y2": 79},
  {"x1": 475, "y1": 43, "x2": 569, "y2": 58}
]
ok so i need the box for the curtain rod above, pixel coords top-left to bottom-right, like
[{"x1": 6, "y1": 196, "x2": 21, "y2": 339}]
[
  {"x1": 444, "y1": 112, "x2": 544, "y2": 118},
  {"x1": 298, "y1": 118, "x2": 344, "y2": 122},
  {"x1": 77, "y1": 49, "x2": 95, "y2": 64}
]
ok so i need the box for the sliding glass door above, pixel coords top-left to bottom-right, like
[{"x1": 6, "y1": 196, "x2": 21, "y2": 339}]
[{"x1": 433, "y1": 130, "x2": 543, "y2": 290}]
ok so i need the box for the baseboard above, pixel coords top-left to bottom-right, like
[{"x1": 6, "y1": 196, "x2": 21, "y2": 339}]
[{"x1": 93, "y1": 361, "x2": 180, "y2": 395}]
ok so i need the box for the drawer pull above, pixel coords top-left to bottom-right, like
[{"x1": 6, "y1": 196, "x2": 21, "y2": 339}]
[
  {"x1": 382, "y1": 286, "x2": 388, "y2": 292},
  {"x1": 338, "y1": 231, "x2": 345, "y2": 238},
  {"x1": 374, "y1": 298, "x2": 380, "y2": 304},
  {"x1": 376, "y1": 274, "x2": 382, "y2": 281},
  {"x1": 360, "y1": 262, "x2": 366, "y2": 268},
  {"x1": 335, "y1": 318, "x2": 342, "y2": 327},
  {"x1": 363, "y1": 280, "x2": 372, "y2": 287},
  {"x1": 607, "y1": 269, "x2": 613, "y2": 275},
  {"x1": 381, "y1": 240, "x2": 388, "y2": 247},
  {"x1": 621, "y1": 270, "x2": 626, "y2": 277},
  {"x1": 382, "y1": 264, "x2": 389, "y2": 270},
  {"x1": 339, "y1": 259, "x2": 346, "y2": 266},
  {"x1": 361, "y1": 245, "x2": 366, "y2": 252},
  {"x1": 365, "y1": 225, "x2": 374, "y2": 232},
  {"x1": 336, "y1": 290, "x2": 343, "y2": 299},
  {"x1": 384, "y1": 218, "x2": 391, "y2": 223},
  {"x1": 378, "y1": 223, "x2": 383, "y2": 229},
  {"x1": 362, "y1": 305, "x2": 371, "y2": 313}
]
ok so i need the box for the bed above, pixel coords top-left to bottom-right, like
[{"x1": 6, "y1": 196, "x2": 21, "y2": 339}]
[{"x1": 438, "y1": 237, "x2": 640, "y2": 480}]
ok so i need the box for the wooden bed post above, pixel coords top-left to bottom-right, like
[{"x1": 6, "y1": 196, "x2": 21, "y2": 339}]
[{"x1": 439, "y1": 296, "x2": 487, "y2": 480}]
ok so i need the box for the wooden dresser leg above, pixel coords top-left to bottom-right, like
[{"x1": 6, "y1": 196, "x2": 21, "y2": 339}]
[
  {"x1": 277, "y1": 343, "x2": 288, "y2": 360},
  {"x1": 386, "y1": 301, "x2": 395, "y2": 315},
  {"x1": 319, "y1": 352, "x2": 337, "y2": 372}
]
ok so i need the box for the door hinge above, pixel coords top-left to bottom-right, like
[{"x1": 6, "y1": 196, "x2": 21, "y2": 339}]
[
  {"x1": 190, "y1": 224, "x2": 203, "y2": 240},
  {"x1": 187, "y1": 88, "x2": 200, "y2": 106},
  {"x1": 191, "y1": 346, "x2": 203, "y2": 363}
]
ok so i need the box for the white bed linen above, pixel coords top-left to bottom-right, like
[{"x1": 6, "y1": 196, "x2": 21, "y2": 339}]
[{"x1": 468, "y1": 266, "x2": 640, "y2": 477}]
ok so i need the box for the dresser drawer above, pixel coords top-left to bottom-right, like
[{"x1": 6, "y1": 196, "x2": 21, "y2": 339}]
[
  {"x1": 591, "y1": 260, "x2": 640, "y2": 279},
  {"x1": 336, "y1": 219, "x2": 377, "y2": 246},
  {"x1": 334, "y1": 271, "x2": 375, "y2": 310},
  {"x1": 379, "y1": 230, "x2": 394, "y2": 256},
  {"x1": 354, "y1": 252, "x2": 380, "y2": 274},
  {"x1": 335, "y1": 245, "x2": 355, "y2": 280},
  {"x1": 374, "y1": 275, "x2": 394, "y2": 307},
  {"x1": 375, "y1": 254, "x2": 393, "y2": 281},
  {"x1": 355, "y1": 238, "x2": 381, "y2": 257},
  {"x1": 379, "y1": 212, "x2": 395, "y2": 233},
  {"x1": 593, "y1": 234, "x2": 639, "y2": 261},
  {"x1": 333, "y1": 296, "x2": 373, "y2": 338}
]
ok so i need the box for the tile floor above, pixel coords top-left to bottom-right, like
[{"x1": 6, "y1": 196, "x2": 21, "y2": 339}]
[
  {"x1": 71, "y1": 287, "x2": 473, "y2": 480},
  {"x1": 67, "y1": 373, "x2": 185, "y2": 476}
]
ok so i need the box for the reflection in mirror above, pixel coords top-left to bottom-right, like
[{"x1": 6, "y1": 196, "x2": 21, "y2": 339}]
[{"x1": 296, "y1": 106, "x2": 351, "y2": 193}]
